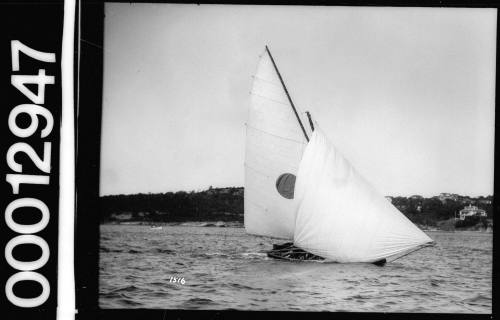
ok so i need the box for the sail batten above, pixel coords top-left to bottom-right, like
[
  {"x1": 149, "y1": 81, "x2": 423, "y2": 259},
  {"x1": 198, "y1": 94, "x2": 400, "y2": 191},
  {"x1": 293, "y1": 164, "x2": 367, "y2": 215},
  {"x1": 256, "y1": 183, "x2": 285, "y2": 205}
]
[{"x1": 246, "y1": 123, "x2": 307, "y2": 145}]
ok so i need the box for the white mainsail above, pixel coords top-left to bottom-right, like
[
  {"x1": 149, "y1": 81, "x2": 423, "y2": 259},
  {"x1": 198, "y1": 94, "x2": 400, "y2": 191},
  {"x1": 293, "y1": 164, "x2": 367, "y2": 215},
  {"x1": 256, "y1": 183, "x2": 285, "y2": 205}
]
[
  {"x1": 293, "y1": 129, "x2": 434, "y2": 262},
  {"x1": 244, "y1": 48, "x2": 309, "y2": 239}
]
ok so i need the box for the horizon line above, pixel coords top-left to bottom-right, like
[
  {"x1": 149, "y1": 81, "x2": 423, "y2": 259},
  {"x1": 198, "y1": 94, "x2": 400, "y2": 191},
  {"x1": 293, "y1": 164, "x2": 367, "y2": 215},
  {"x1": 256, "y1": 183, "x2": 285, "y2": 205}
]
[{"x1": 100, "y1": 187, "x2": 493, "y2": 199}]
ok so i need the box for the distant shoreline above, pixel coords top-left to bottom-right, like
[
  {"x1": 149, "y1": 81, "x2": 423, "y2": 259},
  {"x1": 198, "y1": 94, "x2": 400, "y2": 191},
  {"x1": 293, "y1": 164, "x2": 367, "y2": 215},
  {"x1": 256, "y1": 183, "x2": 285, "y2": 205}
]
[
  {"x1": 100, "y1": 220, "x2": 492, "y2": 233},
  {"x1": 101, "y1": 220, "x2": 244, "y2": 228},
  {"x1": 99, "y1": 187, "x2": 492, "y2": 232}
]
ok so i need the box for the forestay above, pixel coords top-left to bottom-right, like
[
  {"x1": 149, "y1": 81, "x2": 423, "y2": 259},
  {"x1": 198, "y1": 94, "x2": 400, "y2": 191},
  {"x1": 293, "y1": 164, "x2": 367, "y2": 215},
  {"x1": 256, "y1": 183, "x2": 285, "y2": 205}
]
[
  {"x1": 244, "y1": 49, "x2": 308, "y2": 239},
  {"x1": 293, "y1": 130, "x2": 434, "y2": 262}
]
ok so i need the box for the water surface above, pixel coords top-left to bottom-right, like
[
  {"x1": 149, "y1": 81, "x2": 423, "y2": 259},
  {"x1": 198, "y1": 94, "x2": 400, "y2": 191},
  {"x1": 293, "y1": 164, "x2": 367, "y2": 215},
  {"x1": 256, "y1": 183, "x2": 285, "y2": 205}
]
[{"x1": 100, "y1": 225, "x2": 491, "y2": 312}]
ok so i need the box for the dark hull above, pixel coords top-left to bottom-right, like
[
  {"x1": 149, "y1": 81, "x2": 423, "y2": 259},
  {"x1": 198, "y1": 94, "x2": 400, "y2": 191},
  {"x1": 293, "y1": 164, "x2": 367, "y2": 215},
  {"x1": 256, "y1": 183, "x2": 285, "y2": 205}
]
[
  {"x1": 267, "y1": 242, "x2": 386, "y2": 266},
  {"x1": 266, "y1": 242, "x2": 325, "y2": 262},
  {"x1": 266, "y1": 251, "x2": 325, "y2": 262}
]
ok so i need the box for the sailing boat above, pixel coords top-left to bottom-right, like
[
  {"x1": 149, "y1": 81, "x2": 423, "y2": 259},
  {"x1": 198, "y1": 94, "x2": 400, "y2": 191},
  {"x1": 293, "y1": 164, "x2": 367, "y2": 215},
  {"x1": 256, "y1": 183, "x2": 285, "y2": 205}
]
[{"x1": 244, "y1": 46, "x2": 434, "y2": 264}]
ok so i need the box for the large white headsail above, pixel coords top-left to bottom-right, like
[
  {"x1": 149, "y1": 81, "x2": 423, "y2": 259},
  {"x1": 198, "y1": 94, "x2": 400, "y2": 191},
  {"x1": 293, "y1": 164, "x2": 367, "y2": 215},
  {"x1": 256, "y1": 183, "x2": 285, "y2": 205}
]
[
  {"x1": 293, "y1": 130, "x2": 433, "y2": 262},
  {"x1": 245, "y1": 48, "x2": 308, "y2": 239}
]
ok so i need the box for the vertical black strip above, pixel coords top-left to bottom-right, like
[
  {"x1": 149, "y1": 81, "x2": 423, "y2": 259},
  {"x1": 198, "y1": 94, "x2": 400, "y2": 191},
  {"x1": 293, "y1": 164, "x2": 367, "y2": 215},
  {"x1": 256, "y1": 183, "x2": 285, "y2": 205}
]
[
  {"x1": 492, "y1": 8, "x2": 499, "y2": 317},
  {"x1": 265, "y1": 45, "x2": 309, "y2": 142},
  {"x1": 75, "y1": 0, "x2": 104, "y2": 318}
]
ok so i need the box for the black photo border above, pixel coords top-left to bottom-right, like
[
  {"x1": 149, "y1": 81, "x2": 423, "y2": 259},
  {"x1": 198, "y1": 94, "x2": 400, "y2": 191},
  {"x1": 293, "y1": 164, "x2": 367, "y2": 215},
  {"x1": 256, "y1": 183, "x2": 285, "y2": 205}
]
[{"x1": 76, "y1": 1, "x2": 499, "y2": 319}]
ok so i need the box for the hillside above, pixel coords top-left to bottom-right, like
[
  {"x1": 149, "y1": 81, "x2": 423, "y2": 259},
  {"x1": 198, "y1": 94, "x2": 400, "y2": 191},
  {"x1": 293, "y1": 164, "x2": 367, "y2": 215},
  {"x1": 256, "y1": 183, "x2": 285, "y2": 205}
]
[
  {"x1": 100, "y1": 188, "x2": 492, "y2": 230},
  {"x1": 100, "y1": 187, "x2": 243, "y2": 223}
]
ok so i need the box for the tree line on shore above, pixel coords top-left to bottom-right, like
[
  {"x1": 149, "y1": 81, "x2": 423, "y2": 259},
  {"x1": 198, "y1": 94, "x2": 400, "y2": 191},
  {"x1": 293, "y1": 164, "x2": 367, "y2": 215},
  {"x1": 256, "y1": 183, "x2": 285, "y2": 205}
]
[
  {"x1": 100, "y1": 187, "x2": 244, "y2": 223},
  {"x1": 389, "y1": 195, "x2": 492, "y2": 228},
  {"x1": 100, "y1": 187, "x2": 492, "y2": 227}
]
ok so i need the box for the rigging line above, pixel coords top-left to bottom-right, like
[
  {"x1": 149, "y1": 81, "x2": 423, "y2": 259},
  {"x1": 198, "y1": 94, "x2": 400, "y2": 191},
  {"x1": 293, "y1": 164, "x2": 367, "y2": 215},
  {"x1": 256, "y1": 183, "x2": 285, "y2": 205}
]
[
  {"x1": 245, "y1": 123, "x2": 307, "y2": 144},
  {"x1": 265, "y1": 46, "x2": 310, "y2": 142},
  {"x1": 387, "y1": 242, "x2": 436, "y2": 263}
]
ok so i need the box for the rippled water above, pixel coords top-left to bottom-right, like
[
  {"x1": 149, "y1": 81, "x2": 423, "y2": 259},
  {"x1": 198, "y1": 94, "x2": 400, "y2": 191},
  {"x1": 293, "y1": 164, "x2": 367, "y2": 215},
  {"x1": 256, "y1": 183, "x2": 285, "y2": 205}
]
[{"x1": 100, "y1": 224, "x2": 491, "y2": 312}]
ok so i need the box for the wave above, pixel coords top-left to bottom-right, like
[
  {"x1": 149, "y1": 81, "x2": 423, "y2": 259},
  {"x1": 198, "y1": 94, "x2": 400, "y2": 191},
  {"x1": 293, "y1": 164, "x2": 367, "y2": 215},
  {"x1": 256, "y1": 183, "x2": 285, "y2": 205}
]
[
  {"x1": 181, "y1": 297, "x2": 219, "y2": 308},
  {"x1": 154, "y1": 248, "x2": 175, "y2": 254},
  {"x1": 462, "y1": 293, "x2": 492, "y2": 305}
]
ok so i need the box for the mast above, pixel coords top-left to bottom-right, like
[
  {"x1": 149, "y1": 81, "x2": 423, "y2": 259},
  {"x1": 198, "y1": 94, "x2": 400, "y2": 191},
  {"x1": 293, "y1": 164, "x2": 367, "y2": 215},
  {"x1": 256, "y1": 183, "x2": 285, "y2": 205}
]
[
  {"x1": 265, "y1": 45, "x2": 309, "y2": 142},
  {"x1": 306, "y1": 111, "x2": 315, "y2": 132}
]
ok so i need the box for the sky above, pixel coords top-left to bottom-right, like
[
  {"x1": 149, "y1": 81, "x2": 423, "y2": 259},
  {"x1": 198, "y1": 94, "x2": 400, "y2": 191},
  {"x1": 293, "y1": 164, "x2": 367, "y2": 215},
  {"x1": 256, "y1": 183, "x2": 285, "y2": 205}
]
[{"x1": 100, "y1": 4, "x2": 496, "y2": 197}]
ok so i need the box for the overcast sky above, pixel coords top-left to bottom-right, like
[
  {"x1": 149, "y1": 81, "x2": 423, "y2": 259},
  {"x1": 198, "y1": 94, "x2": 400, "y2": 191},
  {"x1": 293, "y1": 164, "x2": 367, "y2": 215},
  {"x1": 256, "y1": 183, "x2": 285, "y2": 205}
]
[{"x1": 100, "y1": 4, "x2": 496, "y2": 197}]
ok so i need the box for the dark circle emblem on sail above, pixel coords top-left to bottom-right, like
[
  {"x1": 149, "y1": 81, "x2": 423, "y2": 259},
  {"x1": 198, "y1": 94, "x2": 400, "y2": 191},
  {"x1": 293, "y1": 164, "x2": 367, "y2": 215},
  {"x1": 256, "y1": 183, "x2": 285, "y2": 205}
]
[{"x1": 275, "y1": 173, "x2": 296, "y2": 199}]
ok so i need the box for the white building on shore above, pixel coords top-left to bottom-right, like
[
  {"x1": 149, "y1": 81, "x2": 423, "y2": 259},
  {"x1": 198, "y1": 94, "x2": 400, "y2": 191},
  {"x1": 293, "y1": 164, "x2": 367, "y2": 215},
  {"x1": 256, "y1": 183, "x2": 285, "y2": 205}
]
[{"x1": 458, "y1": 204, "x2": 486, "y2": 220}]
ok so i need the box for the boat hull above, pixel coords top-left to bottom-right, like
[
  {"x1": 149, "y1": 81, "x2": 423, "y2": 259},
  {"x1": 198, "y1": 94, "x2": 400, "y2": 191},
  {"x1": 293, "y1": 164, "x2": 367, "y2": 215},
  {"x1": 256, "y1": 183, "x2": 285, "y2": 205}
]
[{"x1": 266, "y1": 242, "x2": 386, "y2": 265}]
